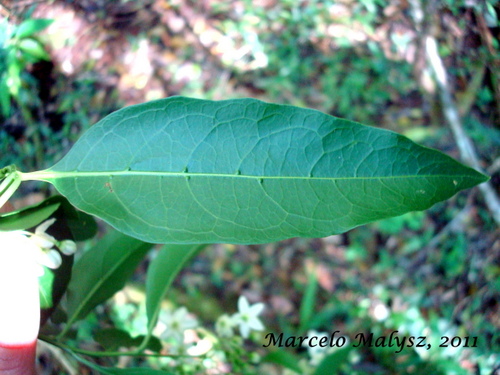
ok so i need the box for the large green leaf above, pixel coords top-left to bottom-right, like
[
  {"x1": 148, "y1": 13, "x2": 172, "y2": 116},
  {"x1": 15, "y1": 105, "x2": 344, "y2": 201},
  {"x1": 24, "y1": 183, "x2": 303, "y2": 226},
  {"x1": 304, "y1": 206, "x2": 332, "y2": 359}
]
[{"x1": 22, "y1": 97, "x2": 488, "y2": 244}]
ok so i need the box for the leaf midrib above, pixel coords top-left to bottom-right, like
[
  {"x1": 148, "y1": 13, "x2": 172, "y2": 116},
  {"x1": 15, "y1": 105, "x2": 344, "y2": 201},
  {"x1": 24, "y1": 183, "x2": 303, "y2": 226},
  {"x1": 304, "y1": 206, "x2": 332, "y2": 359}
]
[{"x1": 22, "y1": 170, "x2": 479, "y2": 182}]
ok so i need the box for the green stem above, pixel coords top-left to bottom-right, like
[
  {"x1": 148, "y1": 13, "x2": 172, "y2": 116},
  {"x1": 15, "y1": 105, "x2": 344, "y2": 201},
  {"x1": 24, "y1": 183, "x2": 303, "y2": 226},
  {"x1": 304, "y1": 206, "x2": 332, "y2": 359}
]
[
  {"x1": 0, "y1": 165, "x2": 16, "y2": 179},
  {"x1": 39, "y1": 335, "x2": 190, "y2": 359},
  {"x1": 0, "y1": 166, "x2": 21, "y2": 210}
]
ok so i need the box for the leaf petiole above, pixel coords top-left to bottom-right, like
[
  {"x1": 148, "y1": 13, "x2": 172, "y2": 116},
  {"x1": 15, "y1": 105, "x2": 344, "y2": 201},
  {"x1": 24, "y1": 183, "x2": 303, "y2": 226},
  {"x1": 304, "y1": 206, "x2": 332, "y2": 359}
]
[{"x1": 0, "y1": 166, "x2": 21, "y2": 210}]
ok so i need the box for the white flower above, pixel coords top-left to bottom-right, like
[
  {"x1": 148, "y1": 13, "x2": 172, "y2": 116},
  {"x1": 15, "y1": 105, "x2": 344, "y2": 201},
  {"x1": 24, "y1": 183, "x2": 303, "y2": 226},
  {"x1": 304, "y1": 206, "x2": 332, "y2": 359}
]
[
  {"x1": 160, "y1": 307, "x2": 198, "y2": 343},
  {"x1": 215, "y1": 314, "x2": 236, "y2": 337},
  {"x1": 373, "y1": 302, "x2": 390, "y2": 321},
  {"x1": 33, "y1": 218, "x2": 58, "y2": 248},
  {"x1": 232, "y1": 296, "x2": 265, "y2": 339},
  {"x1": 0, "y1": 218, "x2": 76, "y2": 276}
]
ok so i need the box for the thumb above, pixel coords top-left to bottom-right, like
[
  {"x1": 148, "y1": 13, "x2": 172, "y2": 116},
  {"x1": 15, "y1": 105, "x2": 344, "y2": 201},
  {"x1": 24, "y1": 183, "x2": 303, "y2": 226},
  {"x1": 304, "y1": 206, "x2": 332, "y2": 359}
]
[
  {"x1": 0, "y1": 232, "x2": 41, "y2": 375},
  {"x1": 0, "y1": 342, "x2": 37, "y2": 375}
]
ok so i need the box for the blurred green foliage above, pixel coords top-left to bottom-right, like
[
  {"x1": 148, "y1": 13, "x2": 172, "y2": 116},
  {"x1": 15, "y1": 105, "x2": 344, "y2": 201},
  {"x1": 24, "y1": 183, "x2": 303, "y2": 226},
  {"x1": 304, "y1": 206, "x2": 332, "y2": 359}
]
[
  {"x1": 219, "y1": 0, "x2": 417, "y2": 124},
  {"x1": 0, "y1": 16, "x2": 52, "y2": 117}
]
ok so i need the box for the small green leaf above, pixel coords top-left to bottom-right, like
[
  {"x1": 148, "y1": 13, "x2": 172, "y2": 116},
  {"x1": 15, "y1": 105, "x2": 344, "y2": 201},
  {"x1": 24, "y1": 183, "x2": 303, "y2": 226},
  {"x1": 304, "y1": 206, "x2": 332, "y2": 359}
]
[
  {"x1": 0, "y1": 195, "x2": 97, "y2": 239},
  {"x1": 25, "y1": 97, "x2": 488, "y2": 244},
  {"x1": 146, "y1": 244, "x2": 204, "y2": 328},
  {"x1": 65, "y1": 231, "x2": 153, "y2": 325},
  {"x1": 6, "y1": 58, "x2": 21, "y2": 96},
  {"x1": 0, "y1": 74, "x2": 10, "y2": 117},
  {"x1": 17, "y1": 38, "x2": 50, "y2": 60},
  {"x1": 263, "y1": 349, "x2": 302, "y2": 373},
  {"x1": 313, "y1": 347, "x2": 351, "y2": 375},
  {"x1": 15, "y1": 19, "x2": 53, "y2": 39},
  {"x1": 94, "y1": 328, "x2": 134, "y2": 350},
  {"x1": 0, "y1": 198, "x2": 60, "y2": 231},
  {"x1": 94, "y1": 328, "x2": 162, "y2": 352},
  {"x1": 298, "y1": 270, "x2": 318, "y2": 334},
  {"x1": 39, "y1": 268, "x2": 55, "y2": 309}
]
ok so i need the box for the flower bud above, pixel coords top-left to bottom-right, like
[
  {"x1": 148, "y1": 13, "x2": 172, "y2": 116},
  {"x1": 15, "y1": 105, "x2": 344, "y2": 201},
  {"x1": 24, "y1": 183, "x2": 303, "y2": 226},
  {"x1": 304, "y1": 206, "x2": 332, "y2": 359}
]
[
  {"x1": 31, "y1": 233, "x2": 56, "y2": 249},
  {"x1": 59, "y1": 240, "x2": 77, "y2": 255},
  {"x1": 36, "y1": 249, "x2": 62, "y2": 269},
  {"x1": 32, "y1": 218, "x2": 57, "y2": 249}
]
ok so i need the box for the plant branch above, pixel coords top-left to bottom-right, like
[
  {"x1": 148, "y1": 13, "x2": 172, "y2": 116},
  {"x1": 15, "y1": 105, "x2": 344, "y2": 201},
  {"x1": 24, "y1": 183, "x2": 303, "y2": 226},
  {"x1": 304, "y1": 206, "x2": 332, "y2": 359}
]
[
  {"x1": 410, "y1": 0, "x2": 500, "y2": 225},
  {"x1": 0, "y1": 168, "x2": 22, "y2": 209},
  {"x1": 424, "y1": 36, "x2": 500, "y2": 225}
]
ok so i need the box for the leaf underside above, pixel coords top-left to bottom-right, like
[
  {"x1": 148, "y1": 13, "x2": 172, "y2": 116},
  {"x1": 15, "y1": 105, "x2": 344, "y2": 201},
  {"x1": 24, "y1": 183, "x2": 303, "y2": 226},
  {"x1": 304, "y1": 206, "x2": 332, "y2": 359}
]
[{"x1": 33, "y1": 97, "x2": 487, "y2": 244}]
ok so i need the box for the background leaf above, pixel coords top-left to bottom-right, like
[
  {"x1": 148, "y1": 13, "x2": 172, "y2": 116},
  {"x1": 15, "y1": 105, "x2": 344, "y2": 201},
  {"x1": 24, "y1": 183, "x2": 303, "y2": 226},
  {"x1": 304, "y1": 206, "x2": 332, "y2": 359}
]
[
  {"x1": 64, "y1": 230, "x2": 153, "y2": 328},
  {"x1": 15, "y1": 18, "x2": 53, "y2": 39},
  {"x1": 94, "y1": 328, "x2": 162, "y2": 352},
  {"x1": 145, "y1": 244, "x2": 204, "y2": 329},
  {"x1": 39, "y1": 268, "x2": 55, "y2": 309},
  {"x1": 27, "y1": 97, "x2": 488, "y2": 244},
  {"x1": 298, "y1": 270, "x2": 318, "y2": 335},
  {"x1": 17, "y1": 38, "x2": 50, "y2": 60},
  {"x1": 313, "y1": 347, "x2": 351, "y2": 375},
  {"x1": 263, "y1": 349, "x2": 302, "y2": 373},
  {"x1": 0, "y1": 75, "x2": 10, "y2": 117}
]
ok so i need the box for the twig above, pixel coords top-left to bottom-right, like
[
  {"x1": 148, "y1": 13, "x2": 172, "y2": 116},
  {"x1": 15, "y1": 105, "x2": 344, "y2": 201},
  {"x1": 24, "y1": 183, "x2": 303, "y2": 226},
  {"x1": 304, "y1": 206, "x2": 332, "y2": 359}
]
[
  {"x1": 410, "y1": 0, "x2": 500, "y2": 225},
  {"x1": 487, "y1": 157, "x2": 500, "y2": 175},
  {"x1": 425, "y1": 35, "x2": 500, "y2": 225}
]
